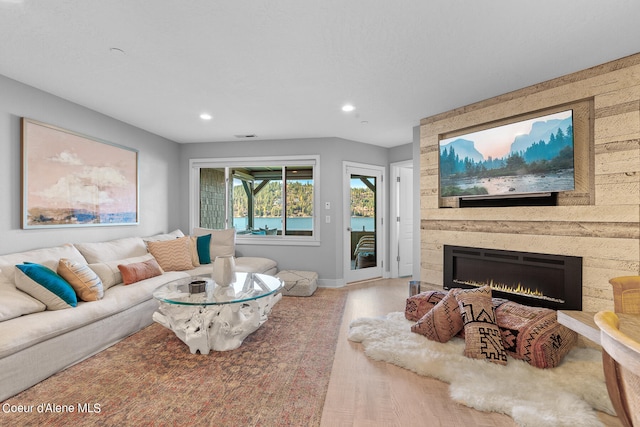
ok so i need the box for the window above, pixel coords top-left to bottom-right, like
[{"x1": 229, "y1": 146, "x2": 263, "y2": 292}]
[{"x1": 190, "y1": 156, "x2": 319, "y2": 245}]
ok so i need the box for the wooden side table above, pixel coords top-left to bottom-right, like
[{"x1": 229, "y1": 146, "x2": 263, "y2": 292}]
[{"x1": 558, "y1": 310, "x2": 640, "y2": 345}]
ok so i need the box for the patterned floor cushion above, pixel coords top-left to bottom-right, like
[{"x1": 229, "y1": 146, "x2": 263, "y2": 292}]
[
  {"x1": 405, "y1": 290, "x2": 447, "y2": 321},
  {"x1": 494, "y1": 300, "x2": 578, "y2": 368},
  {"x1": 406, "y1": 289, "x2": 578, "y2": 368}
]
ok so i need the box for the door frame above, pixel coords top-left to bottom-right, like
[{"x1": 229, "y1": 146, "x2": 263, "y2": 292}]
[
  {"x1": 390, "y1": 160, "x2": 413, "y2": 278},
  {"x1": 343, "y1": 161, "x2": 385, "y2": 283}
]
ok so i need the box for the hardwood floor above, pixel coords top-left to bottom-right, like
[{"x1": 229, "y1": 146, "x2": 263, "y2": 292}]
[{"x1": 319, "y1": 278, "x2": 622, "y2": 427}]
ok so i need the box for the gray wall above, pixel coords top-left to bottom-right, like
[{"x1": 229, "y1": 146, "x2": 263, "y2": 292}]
[
  {"x1": 180, "y1": 138, "x2": 411, "y2": 286},
  {"x1": 0, "y1": 73, "x2": 416, "y2": 285},
  {"x1": 0, "y1": 75, "x2": 181, "y2": 255}
]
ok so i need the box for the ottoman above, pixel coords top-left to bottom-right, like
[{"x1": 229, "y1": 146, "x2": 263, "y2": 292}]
[{"x1": 276, "y1": 270, "x2": 318, "y2": 296}]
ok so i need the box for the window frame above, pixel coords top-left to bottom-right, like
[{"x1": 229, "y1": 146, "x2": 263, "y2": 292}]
[{"x1": 189, "y1": 155, "x2": 320, "y2": 246}]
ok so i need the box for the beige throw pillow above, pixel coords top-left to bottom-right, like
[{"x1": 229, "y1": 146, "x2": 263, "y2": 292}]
[
  {"x1": 57, "y1": 258, "x2": 104, "y2": 301},
  {"x1": 192, "y1": 227, "x2": 235, "y2": 259}
]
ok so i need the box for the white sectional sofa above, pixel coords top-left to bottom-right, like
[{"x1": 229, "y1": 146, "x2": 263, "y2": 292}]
[{"x1": 0, "y1": 229, "x2": 277, "y2": 401}]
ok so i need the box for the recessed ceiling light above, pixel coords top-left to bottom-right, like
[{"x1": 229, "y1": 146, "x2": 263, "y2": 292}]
[
  {"x1": 200, "y1": 113, "x2": 212, "y2": 120},
  {"x1": 342, "y1": 104, "x2": 355, "y2": 112}
]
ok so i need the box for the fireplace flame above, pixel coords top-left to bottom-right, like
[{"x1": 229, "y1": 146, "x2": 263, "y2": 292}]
[{"x1": 452, "y1": 279, "x2": 565, "y2": 304}]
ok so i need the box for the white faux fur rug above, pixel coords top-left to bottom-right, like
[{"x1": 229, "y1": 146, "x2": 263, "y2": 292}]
[{"x1": 348, "y1": 312, "x2": 615, "y2": 427}]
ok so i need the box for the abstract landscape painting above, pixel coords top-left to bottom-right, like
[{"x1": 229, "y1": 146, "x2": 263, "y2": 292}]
[{"x1": 22, "y1": 119, "x2": 138, "y2": 228}]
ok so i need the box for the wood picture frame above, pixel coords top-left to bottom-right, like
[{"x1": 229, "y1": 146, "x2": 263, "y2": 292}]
[{"x1": 21, "y1": 118, "x2": 139, "y2": 228}]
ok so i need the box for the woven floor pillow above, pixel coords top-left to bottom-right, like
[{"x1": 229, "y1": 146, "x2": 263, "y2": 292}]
[
  {"x1": 405, "y1": 290, "x2": 447, "y2": 321},
  {"x1": 455, "y1": 286, "x2": 508, "y2": 365},
  {"x1": 411, "y1": 288, "x2": 464, "y2": 342},
  {"x1": 494, "y1": 300, "x2": 578, "y2": 368}
]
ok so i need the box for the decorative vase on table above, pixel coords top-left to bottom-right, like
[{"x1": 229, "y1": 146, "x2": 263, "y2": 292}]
[{"x1": 213, "y1": 255, "x2": 236, "y2": 287}]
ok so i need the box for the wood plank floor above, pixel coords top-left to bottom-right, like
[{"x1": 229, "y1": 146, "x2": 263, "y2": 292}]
[{"x1": 319, "y1": 278, "x2": 622, "y2": 427}]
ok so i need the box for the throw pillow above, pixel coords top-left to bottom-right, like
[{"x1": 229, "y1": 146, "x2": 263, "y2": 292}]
[
  {"x1": 188, "y1": 236, "x2": 201, "y2": 267},
  {"x1": 118, "y1": 258, "x2": 163, "y2": 285},
  {"x1": 455, "y1": 286, "x2": 507, "y2": 365},
  {"x1": 405, "y1": 290, "x2": 447, "y2": 321},
  {"x1": 15, "y1": 263, "x2": 77, "y2": 310},
  {"x1": 412, "y1": 289, "x2": 464, "y2": 342},
  {"x1": 192, "y1": 227, "x2": 235, "y2": 259},
  {"x1": 196, "y1": 234, "x2": 212, "y2": 264},
  {"x1": 147, "y1": 236, "x2": 194, "y2": 271},
  {"x1": 57, "y1": 258, "x2": 104, "y2": 301}
]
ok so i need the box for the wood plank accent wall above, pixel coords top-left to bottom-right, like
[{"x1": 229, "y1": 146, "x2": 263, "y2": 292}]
[{"x1": 420, "y1": 53, "x2": 640, "y2": 312}]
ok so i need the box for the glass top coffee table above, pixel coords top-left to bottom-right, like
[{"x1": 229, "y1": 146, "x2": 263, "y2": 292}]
[{"x1": 152, "y1": 272, "x2": 282, "y2": 354}]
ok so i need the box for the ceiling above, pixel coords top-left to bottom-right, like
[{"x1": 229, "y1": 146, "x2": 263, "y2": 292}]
[{"x1": 1, "y1": 1, "x2": 640, "y2": 148}]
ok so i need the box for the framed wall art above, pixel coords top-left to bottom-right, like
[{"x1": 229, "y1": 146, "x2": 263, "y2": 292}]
[{"x1": 21, "y1": 118, "x2": 139, "y2": 229}]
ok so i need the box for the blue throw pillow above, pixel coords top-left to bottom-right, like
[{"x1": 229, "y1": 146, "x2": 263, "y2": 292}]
[
  {"x1": 196, "y1": 234, "x2": 212, "y2": 264},
  {"x1": 15, "y1": 263, "x2": 77, "y2": 310}
]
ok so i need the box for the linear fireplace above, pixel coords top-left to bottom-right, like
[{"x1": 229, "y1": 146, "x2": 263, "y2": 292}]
[{"x1": 443, "y1": 245, "x2": 582, "y2": 310}]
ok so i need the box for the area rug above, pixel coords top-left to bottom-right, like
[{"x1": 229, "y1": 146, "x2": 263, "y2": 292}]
[
  {"x1": 348, "y1": 312, "x2": 615, "y2": 427},
  {"x1": 1, "y1": 288, "x2": 347, "y2": 427}
]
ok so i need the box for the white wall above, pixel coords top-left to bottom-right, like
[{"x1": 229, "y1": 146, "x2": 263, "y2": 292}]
[{"x1": 0, "y1": 75, "x2": 181, "y2": 255}]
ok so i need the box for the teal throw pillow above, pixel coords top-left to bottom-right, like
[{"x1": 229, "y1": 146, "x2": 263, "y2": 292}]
[
  {"x1": 196, "y1": 234, "x2": 212, "y2": 264},
  {"x1": 15, "y1": 262, "x2": 77, "y2": 310}
]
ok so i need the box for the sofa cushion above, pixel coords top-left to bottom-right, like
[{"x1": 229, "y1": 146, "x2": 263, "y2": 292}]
[
  {"x1": 57, "y1": 258, "x2": 104, "y2": 301},
  {"x1": 15, "y1": 263, "x2": 77, "y2": 310},
  {"x1": 192, "y1": 228, "x2": 235, "y2": 259},
  {"x1": 118, "y1": 258, "x2": 164, "y2": 285},
  {"x1": 147, "y1": 237, "x2": 194, "y2": 271},
  {"x1": 142, "y1": 229, "x2": 185, "y2": 242},
  {"x1": 89, "y1": 253, "x2": 156, "y2": 289},
  {"x1": 0, "y1": 274, "x2": 46, "y2": 321},
  {"x1": 75, "y1": 237, "x2": 148, "y2": 264},
  {"x1": 0, "y1": 243, "x2": 87, "y2": 286},
  {"x1": 411, "y1": 289, "x2": 463, "y2": 342}
]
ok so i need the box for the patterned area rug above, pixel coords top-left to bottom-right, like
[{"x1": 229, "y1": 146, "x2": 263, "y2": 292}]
[
  {"x1": 1, "y1": 288, "x2": 347, "y2": 427},
  {"x1": 349, "y1": 312, "x2": 615, "y2": 427}
]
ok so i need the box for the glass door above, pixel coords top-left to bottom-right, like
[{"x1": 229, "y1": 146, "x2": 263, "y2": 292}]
[{"x1": 344, "y1": 163, "x2": 384, "y2": 283}]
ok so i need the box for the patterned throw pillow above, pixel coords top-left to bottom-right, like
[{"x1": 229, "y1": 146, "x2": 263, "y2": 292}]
[
  {"x1": 57, "y1": 258, "x2": 104, "y2": 301},
  {"x1": 15, "y1": 263, "x2": 77, "y2": 310},
  {"x1": 405, "y1": 290, "x2": 447, "y2": 321},
  {"x1": 147, "y1": 236, "x2": 194, "y2": 271},
  {"x1": 118, "y1": 258, "x2": 163, "y2": 285},
  {"x1": 455, "y1": 286, "x2": 507, "y2": 365},
  {"x1": 412, "y1": 289, "x2": 463, "y2": 342}
]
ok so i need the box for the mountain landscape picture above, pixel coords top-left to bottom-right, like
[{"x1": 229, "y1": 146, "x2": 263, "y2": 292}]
[{"x1": 439, "y1": 110, "x2": 575, "y2": 197}]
